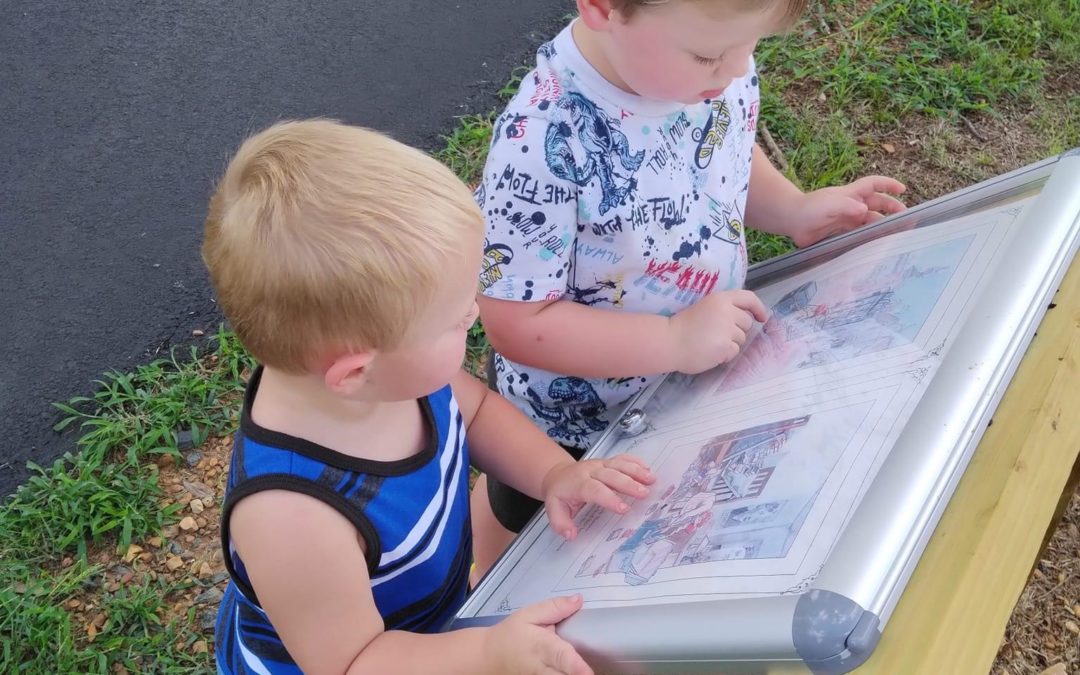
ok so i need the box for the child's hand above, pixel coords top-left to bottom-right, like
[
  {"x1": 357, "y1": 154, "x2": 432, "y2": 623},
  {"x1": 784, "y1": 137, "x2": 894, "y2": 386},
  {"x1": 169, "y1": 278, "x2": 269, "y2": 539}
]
[
  {"x1": 542, "y1": 455, "x2": 655, "y2": 539},
  {"x1": 669, "y1": 290, "x2": 770, "y2": 374},
  {"x1": 485, "y1": 595, "x2": 593, "y2": 675},
  {"x1": 789, "y1": 176, "x2": 907, "y2": 248}
]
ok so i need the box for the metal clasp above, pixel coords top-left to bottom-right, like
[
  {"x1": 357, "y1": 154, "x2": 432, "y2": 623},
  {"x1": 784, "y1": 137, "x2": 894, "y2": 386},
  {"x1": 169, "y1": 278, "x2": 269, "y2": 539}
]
[{"x1": 618, "y1": 408, "x2": 648, "y2": 437}]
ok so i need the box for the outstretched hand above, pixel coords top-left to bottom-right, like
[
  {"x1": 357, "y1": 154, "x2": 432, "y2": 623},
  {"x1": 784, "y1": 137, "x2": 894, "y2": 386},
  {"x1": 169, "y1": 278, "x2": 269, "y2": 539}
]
[
  {"x1": 542, "y1": 455, "x2": 654, "y2": 540},
  {"x1": 789, "y1": 176, "x2": 907, "y2": 248}
]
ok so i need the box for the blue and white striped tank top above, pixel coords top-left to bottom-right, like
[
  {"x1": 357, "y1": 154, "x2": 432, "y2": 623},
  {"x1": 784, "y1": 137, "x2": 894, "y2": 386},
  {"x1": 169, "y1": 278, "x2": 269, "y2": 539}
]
[{"x1": 215, "y1": 367, "x2": 472, "y2": 674}]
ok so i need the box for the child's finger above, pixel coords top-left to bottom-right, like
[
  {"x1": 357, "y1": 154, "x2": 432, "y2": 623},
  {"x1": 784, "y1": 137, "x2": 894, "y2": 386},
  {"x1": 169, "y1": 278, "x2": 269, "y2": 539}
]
[
  {"x1": 603, "y1": 456, "x2": 656, "y2": 484},
  {"x1": 594, "y1": 466, "x2": 651, "y2": 499},
  {"x1": 865, "y1": 192, "x2": 906, "y2": 215},
  {"x1": 833, "y1": 196, "x2": 868, "y2": 220},
  {"x1": 608, "y1": 453, "x2": 650, "y2": 470},
  {"x1": 514, "y1": 594, "x2": 584, "y2": 627},
  {"x1": 545, "y1": 500, "x2": 578, "y2": 539},
  {"x1": 855, "y1": 175, "x2": 906, "y2": 196},
  {"x1": 731, "y1": 290, "x2": 769, "y2": 323},
  {"x1": 581, "y1": 479, "x2": 632, "y2": 515}
]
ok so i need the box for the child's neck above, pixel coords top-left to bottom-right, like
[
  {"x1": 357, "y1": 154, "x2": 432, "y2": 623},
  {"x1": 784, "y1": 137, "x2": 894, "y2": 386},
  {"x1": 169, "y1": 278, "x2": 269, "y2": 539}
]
[
  {"x1": 250, "y1": 366, "x2": 426, "y2": 463},
  {"x1": 571, "y1": 19, "x2": 635, "y2": 95}
]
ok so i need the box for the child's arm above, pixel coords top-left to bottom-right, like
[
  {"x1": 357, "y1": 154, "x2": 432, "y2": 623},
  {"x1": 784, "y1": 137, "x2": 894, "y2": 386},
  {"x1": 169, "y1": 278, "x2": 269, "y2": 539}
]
[
  {"x1": 745, "y1": 144, "x2": 907, "y2": 247},
  {"x1": 229, "y1": 490, "x2": 595, "y2": 675},
  {"x1": 479, "y1": 289, "x2": 768, "y2": 378},
  {"x1": 453, "y1": 370, "x2": 655, "y2": 537}
]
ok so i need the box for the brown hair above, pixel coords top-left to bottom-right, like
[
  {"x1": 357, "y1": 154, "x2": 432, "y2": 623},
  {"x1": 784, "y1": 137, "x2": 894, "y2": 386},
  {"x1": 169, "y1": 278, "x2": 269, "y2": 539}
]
[
  {"x1": 613, "y1": 0, "x2": 808, "y2": 26},
  {"x1": 203, "y1": 119, "x2": 483, "y2": 373}
]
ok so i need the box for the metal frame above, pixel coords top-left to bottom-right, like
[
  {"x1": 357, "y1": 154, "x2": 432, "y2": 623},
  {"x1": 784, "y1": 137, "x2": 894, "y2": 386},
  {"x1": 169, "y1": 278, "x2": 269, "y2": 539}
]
[{"x1": 452, "y1": 149, "x2": 1080, "y2": 674}]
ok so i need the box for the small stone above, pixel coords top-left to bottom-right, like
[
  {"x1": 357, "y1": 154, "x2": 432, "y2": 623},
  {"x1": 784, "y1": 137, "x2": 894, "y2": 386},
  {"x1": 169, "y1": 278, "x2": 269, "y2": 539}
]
[
  {"x1": 165, "y1": 556, "x2": 185, "y2": 572},
  {"x1": 1066, "y1": 620, "x2": 1079, "y2": 635},
  {"x1": 61, "y1": 557, "x2": 74, "y2": 568},
  {"x1": 106, "y1": 582, "x2": 120, "y2": 593},
  {"x1": 148, "y1": 536, "x2": 163, "y2": 548},
  {"x1": 185, "y1": 534, "x2": 195, "y2": 544},
  {"x1": 192, "y1": 329, "x2": 205, "y2": 337},
  {"x1": 200, "y1": 608, "x2": 217, "y2": 632},
  {"x1": 161, "y1": 525, "x2": 179, "y2": 539},
  {"x1": 67, "y1": 598, "x2": 82, "y2": 610},
  {"x1": 179, "y1": 517, "x2": 199, "y2": 532},
  {"x1": 183, "y1": 481, "x2": 215, "y2": 501},
  {"x1": 210, "y1": 571, "x2": 230, "y2": 585},
  {"x1": 198, "y1": 562, "x2": 214, "y2": 579},
  {"x1": 881, "y1": 142, "x2": 896, "y2": 154},
  {"x1": 196, "y1": 517, "x2": 207, "y2": 529},
  {"x1": 192, "y1": 640, "x2": 208, "y2": 655},
  {"x1": 201, "y1": 495, "x2": 215, "y2": 509},
  {"x1": 86, "y1": 622, "x2": 98, "y2": 641},
  {"x1": 92, "y1": 612, "x2": 107, "y2": 628},
  {"x1": 181, "y1": 551, "x2": 196, "y2": 562},
  {"x1": 120, "y1": 571, "x2": 135, "y2": 585},
  {"x1": 185, "y1": 451, "x2": 203, "y2": 468},
  {"x1": 190, "y1": 499, "x2": 205, "y2": 515},
  {"x1": 1039, "y1": 665, "x2": 1067, "y2": 675},
  {"x1": 122, "y1": 545, "x2": 143, "y2": 563},
  {"x1": 196, "y1": 587, "x2": 224, "y2": 605},
  {"x1": 138, "y1": 552, "x2": 154, "y2": 563},
  {"x1": 169, "y1": 541, "x2": 184, "y2": 555}
]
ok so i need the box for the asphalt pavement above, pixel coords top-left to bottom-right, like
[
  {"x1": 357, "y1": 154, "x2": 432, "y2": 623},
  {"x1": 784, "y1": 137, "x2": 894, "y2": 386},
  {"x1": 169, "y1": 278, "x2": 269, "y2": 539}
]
[{"x1": 0, "y1": 0, "x2": 572, "y2": 493}]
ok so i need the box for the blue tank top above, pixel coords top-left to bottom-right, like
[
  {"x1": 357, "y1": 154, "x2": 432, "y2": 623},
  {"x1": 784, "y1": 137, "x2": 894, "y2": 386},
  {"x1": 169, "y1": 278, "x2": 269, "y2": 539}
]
[{"x1": 215, "y1": 367, "x2": 472, "y2": 674}]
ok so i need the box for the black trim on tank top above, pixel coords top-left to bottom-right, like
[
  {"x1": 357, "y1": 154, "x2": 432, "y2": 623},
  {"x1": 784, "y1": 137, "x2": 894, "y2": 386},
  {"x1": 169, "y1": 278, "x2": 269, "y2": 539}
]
[
  {"x1": 219, "y1": 475, "x2": 382, "y2": 607},
  {"x1": 239, "y1": 366, "x2": 440, "y2": 476}
]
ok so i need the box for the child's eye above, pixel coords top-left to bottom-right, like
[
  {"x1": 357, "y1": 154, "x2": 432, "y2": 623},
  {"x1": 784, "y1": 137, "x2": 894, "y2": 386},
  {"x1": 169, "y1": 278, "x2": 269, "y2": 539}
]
[{"x1": 693, "y1": 53, "x2": 721, "y2": 66}]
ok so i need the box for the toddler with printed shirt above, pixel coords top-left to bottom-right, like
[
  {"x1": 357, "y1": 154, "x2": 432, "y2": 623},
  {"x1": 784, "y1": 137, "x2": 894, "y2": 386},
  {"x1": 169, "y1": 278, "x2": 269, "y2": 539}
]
[{"x1": 470, "y1": 0, "x2": 907, "y2": 578}]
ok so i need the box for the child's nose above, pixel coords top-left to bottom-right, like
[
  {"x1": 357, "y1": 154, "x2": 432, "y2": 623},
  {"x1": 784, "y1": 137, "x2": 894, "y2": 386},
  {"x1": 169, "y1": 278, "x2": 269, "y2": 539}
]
[
  {"x1": 715, "y1": 45, "x2": 755, "y2": 80},
  {"x1": 716, "y1": 54, "x2": 751, "y2": 81}
]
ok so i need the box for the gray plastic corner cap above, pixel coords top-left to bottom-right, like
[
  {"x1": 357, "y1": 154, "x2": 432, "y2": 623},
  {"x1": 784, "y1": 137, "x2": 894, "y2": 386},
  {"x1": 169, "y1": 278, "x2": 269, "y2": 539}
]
[{"x1": 793, "y1": 590, "x2": 882, "y2": 674}]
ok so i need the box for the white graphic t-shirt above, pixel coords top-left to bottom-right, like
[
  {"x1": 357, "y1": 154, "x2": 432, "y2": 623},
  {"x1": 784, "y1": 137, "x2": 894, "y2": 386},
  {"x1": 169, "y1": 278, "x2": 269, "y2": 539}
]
[{"x1": 478, "y1": 24, "x2": 760, "y2": 449}]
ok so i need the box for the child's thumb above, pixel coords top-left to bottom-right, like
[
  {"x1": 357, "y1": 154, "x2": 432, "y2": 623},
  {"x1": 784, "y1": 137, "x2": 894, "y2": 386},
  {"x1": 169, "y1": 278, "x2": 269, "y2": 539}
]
[{"x1": 516, "y1": 594, "x2": 584, "y2": 627}]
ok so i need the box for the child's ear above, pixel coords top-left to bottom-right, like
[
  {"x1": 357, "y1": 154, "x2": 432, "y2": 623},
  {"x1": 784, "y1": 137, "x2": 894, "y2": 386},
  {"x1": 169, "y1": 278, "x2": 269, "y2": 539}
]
[
  {"x1": 324, "y1": 352, "x2": 375, "y2": 396},
  {"x1": 577, "y1": 0, "x2": 619, "y2": 31}
]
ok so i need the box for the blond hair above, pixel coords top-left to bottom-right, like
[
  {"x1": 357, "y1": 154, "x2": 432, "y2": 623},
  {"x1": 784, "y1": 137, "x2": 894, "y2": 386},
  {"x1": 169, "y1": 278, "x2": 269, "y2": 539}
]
[
  {"x1": 616, "y1": 0, "x2": 808, "y2": 25},
  {"x1": 203, "y1": 119, "x2": 482, "y2": 373}
]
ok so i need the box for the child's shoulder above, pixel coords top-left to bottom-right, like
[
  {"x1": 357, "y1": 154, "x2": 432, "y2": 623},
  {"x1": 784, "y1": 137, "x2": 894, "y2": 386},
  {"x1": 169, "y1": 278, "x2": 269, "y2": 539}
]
[{"x1": 496, "y1": 56, "x2": 565, "y2": 124}]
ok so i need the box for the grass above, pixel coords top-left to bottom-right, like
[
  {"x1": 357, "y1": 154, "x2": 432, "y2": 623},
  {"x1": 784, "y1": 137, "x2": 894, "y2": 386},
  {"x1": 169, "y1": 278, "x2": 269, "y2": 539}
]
[
  {"x1": 2, "y1": 1, "x2": 1078, "y2": 671},
  {"x1": 756, "y1": 0, "x2": 1080, "y2": 191},
  {"x1": 0, "y1": 328, "x2": 255, "y2": 672}
]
